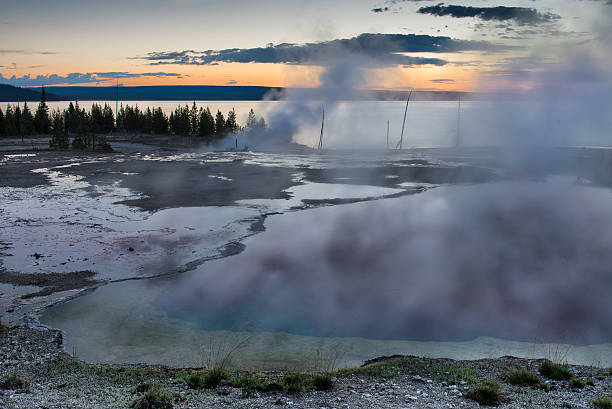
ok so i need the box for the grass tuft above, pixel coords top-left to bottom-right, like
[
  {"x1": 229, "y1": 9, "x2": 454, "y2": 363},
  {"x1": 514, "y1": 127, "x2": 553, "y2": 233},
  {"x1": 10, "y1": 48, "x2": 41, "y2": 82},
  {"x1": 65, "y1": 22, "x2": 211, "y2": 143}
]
[
  {"x1": 593, "y1": 396, "x2": 612, "y2": 409},
  {"x1": 232, "y1": 373, "x2": 269, "y2": 391},
  {"x1": 185, "y1": 367, "x2": 229, "y2": 389},
  {"x1": 184, "y1": 372, "x2": 206, "y2": 389},
  {"x1": 282, "y1": 373, "x2": 310, "y2": 393},
  {"x1": 539, "y1": 360, "x2": 572, "y2": 381},
  {"x1": 0, "y1": 372, "x2": 28, "y2": 390},
  {"x1": 130, "y1": 387, "x2": 174, "y2": 409},
  {"x1": 503, "y1": 368, "x2": 541, "y2": 387},
  {"x1": 466, "y1": 379, "x2": 503, "y2": 406},
  {"x1": 570, "y1": 378, "x2": 586, "y2": 389},
  {"x1": 311, "y1": 374, "x2": 334, "y2": 391},
  {"x1": 0, "y1": 319, "x2": 8, "y2": 336}
]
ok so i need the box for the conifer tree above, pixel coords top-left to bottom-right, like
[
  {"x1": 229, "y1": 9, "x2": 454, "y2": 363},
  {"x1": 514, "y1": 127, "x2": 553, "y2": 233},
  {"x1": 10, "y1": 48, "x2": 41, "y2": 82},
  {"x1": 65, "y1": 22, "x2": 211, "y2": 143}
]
[
  {"x1": 152, "y1": 107, "x2": 168, "y2": 134},
  {"x1": 21, "y1": 102, "x2": 35, "y2": 137},
  {"x1": 225, "y1": 108, "x2": 238, "y2": 133},
  {"x1": 34, "y1": 86, "x2": 50, "y2": 134},
  {"x1": 246, "y1": 109, "x2": 257, "y2": 129},
  {"x1": 198, "y1": 107, "x2": 215, "y2": 140},
  {"x1": 49, "y1": 110, "x2": 69, "y2": 150},
  {"x1": 102, "y1": 104, "x2": 114, "y2": 133},
  {"x1": 0, "y1": 107, "x2": 5, "y2": 136},
  {"x1": 190, "y1": 101, "x2": 198, "y2": 136},
  {"x1": 4, "y1": 105, "x2": 17, "y2": 136},
  {"x1": 215, "y1": 110, "x2": 225, "y2": 136},
  {"x1": 14, "y1": 105, "x2": 22, "y2": 141}
]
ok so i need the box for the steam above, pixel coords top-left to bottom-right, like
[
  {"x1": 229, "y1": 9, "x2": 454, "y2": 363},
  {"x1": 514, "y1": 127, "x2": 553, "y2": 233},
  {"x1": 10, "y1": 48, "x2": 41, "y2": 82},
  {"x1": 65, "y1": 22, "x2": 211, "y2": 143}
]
[
  {"x1": 167, "y1": 181, "x2": 612, "y2": 344},
  {"x1": 172, "y1": 8, "x2": 612, "y2": 349}
]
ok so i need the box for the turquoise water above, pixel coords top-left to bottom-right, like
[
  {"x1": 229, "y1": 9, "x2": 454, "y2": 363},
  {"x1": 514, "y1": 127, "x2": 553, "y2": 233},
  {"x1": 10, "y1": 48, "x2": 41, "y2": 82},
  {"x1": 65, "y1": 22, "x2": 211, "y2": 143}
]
[{"x1": 41, "y1": 180, "x2": 612, "y2": 369}]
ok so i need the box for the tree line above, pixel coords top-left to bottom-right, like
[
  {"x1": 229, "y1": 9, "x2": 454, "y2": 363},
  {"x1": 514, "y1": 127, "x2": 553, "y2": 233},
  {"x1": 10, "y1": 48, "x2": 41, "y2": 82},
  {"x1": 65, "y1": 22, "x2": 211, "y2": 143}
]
[{"x1": 0, "y1": 86, "x2": 267, "y2": 150}]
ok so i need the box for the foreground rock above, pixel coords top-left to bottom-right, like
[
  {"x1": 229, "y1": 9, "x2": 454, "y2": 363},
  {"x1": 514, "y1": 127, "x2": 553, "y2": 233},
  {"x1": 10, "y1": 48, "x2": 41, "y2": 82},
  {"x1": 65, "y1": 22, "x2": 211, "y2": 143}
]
[{"x1": 1, "y1": 325, "x2": 611, "y2": 409}]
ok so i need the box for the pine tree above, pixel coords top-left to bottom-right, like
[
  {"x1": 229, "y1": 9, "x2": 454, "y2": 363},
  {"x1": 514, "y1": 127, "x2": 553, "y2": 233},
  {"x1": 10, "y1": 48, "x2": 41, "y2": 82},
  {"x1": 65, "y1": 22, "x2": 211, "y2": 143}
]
[
  {"x1": 71, "y1": 104, "x2": 89, "y2": 150},
  {"x1": 198, "y1": 107, "x2": 215, "y2": 140},
  {"x1": 246, "y1": 109, "x2": 257, "y2": 129},
  {"x1": 215, "y1": 110, "x2": 225, "y2": 136},
  {"x1": 34, "y1": 86, "x2": 50, "y2": 134},
  {"x1": 190, "y1": 101, "x2": 198, "y2": 136},
  {"x1": 66, "y1": 102, "x2": 76, "y2": 133},
  {"x1": 0, "y1": 107, "x2": 5, "y2": 136},
  {"x1": 102, "y1": 104, "x2": 114, "y2": 133},
  {"x1": 4, "y1": 105, "x2": 17, "y2": 136},
  {"x1": 14, "y1": 105, "x2": 22, "y2": 141},
  {"x1": 21, "y1": 102, "x2": 35, "y2": 136},
  {"x1": 152, "y1": 107, "x2": 168, "y2": 134},
  {"x1": 49, "y1": 110, "x2": 69, "y2": 150},
  {"x1": 225, "y1": 108, "x2": 238, "y2": 133}
]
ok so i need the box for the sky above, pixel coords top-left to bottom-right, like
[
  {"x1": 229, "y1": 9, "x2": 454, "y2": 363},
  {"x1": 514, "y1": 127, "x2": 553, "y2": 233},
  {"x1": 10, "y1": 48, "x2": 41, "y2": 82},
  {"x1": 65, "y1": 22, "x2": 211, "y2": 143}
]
[{"x1": 0, "y1": 0, "x2": 609, "y2": 91}]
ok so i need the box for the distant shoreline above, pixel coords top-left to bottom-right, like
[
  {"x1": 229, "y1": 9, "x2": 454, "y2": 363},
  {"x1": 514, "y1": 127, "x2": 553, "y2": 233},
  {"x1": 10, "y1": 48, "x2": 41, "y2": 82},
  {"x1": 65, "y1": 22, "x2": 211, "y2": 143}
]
[{"x1": 0, "y1": 83, "x2": 472, "y2": 102}]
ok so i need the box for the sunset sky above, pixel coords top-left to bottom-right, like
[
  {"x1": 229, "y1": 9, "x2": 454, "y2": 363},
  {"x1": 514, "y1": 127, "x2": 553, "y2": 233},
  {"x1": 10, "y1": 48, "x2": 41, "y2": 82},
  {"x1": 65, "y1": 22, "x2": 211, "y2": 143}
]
[{"x1": 1, "y1": 0, "x2": 609, "y2": 91}]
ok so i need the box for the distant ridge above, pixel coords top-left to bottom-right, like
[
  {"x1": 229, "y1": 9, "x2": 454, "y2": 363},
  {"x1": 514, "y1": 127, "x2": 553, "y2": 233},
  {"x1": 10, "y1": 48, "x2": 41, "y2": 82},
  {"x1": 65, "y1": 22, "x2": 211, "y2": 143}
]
[
  {"x1": 43, "y1": 85, "x2": 280, "y2": 102},
  {"x1": 1, "y1": 84, "x2": 473, "y2": 102},
  {"x1": 0, "y1": 84, "x2": 62, "y2": 102}
]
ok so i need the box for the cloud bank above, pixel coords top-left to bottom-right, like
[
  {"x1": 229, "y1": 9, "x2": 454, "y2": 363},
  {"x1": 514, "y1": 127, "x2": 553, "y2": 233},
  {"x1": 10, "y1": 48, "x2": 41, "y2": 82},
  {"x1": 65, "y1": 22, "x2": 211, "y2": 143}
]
[
  {"x1": 418, "y1": 4, "x2": 561, "y2": 25},
  {"x1": 140, "y1": 33, "x2": 511, "y2": 67},
  {"x1": 0, "y1": 71, "x2": 183, "y2": 86}
]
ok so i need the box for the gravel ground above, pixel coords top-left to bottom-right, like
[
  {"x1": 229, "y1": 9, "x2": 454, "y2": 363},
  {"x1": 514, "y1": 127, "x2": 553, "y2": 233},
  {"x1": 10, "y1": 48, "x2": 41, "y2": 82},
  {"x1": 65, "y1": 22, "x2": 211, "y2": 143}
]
[{"x1": 1, "y1": 325, "x2": 610, "y2": 409}]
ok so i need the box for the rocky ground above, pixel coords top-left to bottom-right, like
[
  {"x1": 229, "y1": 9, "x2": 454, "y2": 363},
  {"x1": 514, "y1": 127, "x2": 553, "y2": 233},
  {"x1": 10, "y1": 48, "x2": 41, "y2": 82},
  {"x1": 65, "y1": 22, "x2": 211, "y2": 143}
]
[{"x1": 1, "y1": 325, "x2": 611, "y2": 409}]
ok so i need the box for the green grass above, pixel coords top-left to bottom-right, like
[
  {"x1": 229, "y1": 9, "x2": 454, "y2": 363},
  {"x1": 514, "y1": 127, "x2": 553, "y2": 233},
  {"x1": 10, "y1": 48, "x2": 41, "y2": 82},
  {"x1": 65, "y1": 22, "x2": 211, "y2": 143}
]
[
  {"x1": 503, "y1": 368, "x2": 541, "y2": 387},
  {"x1": 0, "y1": 372, "x2": 28, "y2": 390},
  {"x1": 231, "y1": 373, "x2": 269, "y2": 391},
  {"x1": 184, "y1": 372, "x2": 206, "y2": 389},
  {"x1": 311, "y1": 374, "x2": 334, "y2": 391},
  {"x1": 593, "y1": 396, "x2": 612, "y2": 409},
  {"x1": 587, "y1": 378, "x2": 596, "y2": 386},
  {"x1": 282, "y1": 373, "x2": 310, "y2": 393},
  {"x1": 184, "y1": 368, "x2": 228, "y2": 389},
  {"x1": 539, "y1": 360, "x2": 573, "y2": 381},
  {"x1": 130, "y1": 387, "x2": 174, "y2": 409},
  {"x1": 466, "y1": 379, "x2": 503, "y2": 406},
  {"x1": 570, "y1": 378, "x2": 586, "y2": 389},
  {"x1": 333, "y1": 357, "x2": 476, "y2": 385}
]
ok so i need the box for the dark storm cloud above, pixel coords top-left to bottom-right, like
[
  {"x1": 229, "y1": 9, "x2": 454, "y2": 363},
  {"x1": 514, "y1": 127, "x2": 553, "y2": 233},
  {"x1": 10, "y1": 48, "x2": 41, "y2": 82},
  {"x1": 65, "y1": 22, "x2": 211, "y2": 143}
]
[
  {"x1": 0, "y1": 71, "x2": 182, "y2": 86},
  {"x1": 140, "y1": 33, "x2": 511, "y2": 68},
  {"x1": 418, "y1": 4, "x2": 561, "y2": 26}
]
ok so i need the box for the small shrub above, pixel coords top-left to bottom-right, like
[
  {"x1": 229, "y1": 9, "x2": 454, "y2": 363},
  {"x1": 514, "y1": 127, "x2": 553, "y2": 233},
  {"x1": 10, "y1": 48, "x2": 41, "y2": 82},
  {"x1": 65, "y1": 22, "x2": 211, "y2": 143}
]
[
  {"x1": 204, "y1": 368, "x2": 229, "y2": 389},
  {"x1": 466, "y1": 379, "x2": 503, "y2": 406},
  {"x1": 184, "y1": 372, "x2": 206, "y2": 389},
  {"x1": 539, "y1": 360, "x2": 572, "y2": 381},
  {"x1": 0, "y1": 372, "x2": 28, "y2": 390},
  {"x1": 570, "y1": 378, "x2": 586, "y2": 389},
  {"x1": 504, "y1": 369, "x2": 541, "y2": 387},
  {"x1": 0, "y1": 320, "x2": 8, "y2": 336},
  {"x1": 311, "y1": 374, "x2": 333, "y2": 391},
  {"x1": 587, "y1": 378, "x2": 596, "y2": 386},
  {"x1": 134, "y1": 383, "x2": 153, "y2": 393},
  {"x1": 130, "y1": 387, "x2": 174, "y2": 409},
  {"x1": 185, "y1": 368, "x2": 229, "y2": 389},
  {"x1": 283, "y1": 373, "x2": 309, "y2": 393},
  {"x1": 593, "y1": 396, "x2": 612, "y2": 409},
  {"x1": 232, "y1": 373, "x2": 268, "y2": 391},
  {"x1": 72, "y1": 136, "x2": 87, "y2": 150}
]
